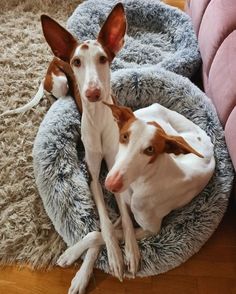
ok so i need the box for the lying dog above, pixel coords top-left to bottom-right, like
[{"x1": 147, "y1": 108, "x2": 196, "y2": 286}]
[{"x1": 58, "y1": 102, "x2": 215, "y2": 276}]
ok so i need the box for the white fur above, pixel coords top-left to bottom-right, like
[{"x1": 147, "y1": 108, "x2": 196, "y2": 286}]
[
  {"x1": 63, "y1": 103, "x2": 215, "y2": 271},
  {"x1": 108, "y1": 103, "x2": 215, "y2": 233},
  {"x1": 51, "y1": 73, "x2": 68, "y2": 98},
  {"x1": 72, "y1": 41, "x2": 110, "y2": 102},
  {"x1": 57, "y1": 23, "x2": 138, "y2": 294}
]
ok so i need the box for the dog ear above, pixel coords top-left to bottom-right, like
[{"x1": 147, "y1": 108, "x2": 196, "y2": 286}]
[
  {"x1": 97, "y1": 3, "x2": 127, "y2": 61},
  {"x1": 148, "y1": 121, "x2": 204, "y2": 158},
  {"x1": 103, "y1": 102, "x2": 135, "y2": 129},
  {"x1": 164, "y1": 135, "x2": 204, "y2": 158},
  {"x1": 41, "y1": 15, "x2": 78, "y2": 63}
]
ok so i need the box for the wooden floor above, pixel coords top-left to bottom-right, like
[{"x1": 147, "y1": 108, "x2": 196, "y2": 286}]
[
  {"x1": 1, "y1": 201, "x2": 236, "y2": 294},
  {"x1": 163, "y1": 0, "x2": 185, "y2": 10},
  {"x1": 1, "y1": 1, "x2": 236, "y2": 293}
]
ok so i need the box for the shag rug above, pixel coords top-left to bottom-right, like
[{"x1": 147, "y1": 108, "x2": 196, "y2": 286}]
[
  {"x1": 0, "y1": 0, "x2": 82, "y2": 268},
  {"x1": 32, "y1": 0, "x2": 234, "y2": 277}
]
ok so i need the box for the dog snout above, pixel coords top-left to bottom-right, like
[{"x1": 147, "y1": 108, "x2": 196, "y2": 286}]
[
  {"x1": 105, "y1": 172, "x2": 123, "y2": 193},
  {"x1": 85, "y1": 87, "x2": 101, "y2": 102}
]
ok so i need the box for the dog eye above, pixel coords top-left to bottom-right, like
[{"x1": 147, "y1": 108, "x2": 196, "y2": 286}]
[
  {"x1": 144, "y1": 146, "x2": 155, "y2": 156},
  {"x1": 73, "y1": 58, "x2": 81, "y2": 67},
  {"x1": 120, "y1": 133, "x2": 129, "y2": 144},
  {"x1": 99, "y1": 55, "x2": 108, "y2": 64}
]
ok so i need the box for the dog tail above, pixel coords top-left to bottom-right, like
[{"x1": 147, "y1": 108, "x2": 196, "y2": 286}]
[{"x1": 0, "y1": 81, "x2": 45, "y2": 117}]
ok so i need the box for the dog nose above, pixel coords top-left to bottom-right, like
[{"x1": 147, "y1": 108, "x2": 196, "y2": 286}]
[
  {"x1": 105, "y1": 172, "x2": 123, "y2": 193},
  {"x1": 85, "y1": 87, "x2": 101, "y2": 102}
]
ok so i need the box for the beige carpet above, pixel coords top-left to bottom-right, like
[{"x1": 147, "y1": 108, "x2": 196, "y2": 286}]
[{"x1": 0, "y1": 0, "x2": 82, "y2": 268}]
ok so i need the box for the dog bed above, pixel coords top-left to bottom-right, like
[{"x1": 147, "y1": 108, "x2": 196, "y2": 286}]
[
  {"x1": 33, "y1": 0, "x2": 234, "y2": 277},
  {"x1": 33, "y1": 64, "x2": 234, "y2": 276},
  {"x1": 67, "y1": 0, "x2": 201, "y2": 78}
]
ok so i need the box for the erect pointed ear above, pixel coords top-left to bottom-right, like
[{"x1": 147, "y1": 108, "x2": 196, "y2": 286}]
[
  {"x1": 164, "y1": 135, "x2": 204, "y2": 158},
  {"x1": 97, "y1": 3, "x2": 127, "y2": 61},
  {"x1": 103, "y1": 102, "x2": 135, "y2": 129},
  {"x1": 41, "y1": 15, "x2": 78, "y2": 63}
]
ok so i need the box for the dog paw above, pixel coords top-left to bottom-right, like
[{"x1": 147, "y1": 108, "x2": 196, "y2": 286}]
[
  {"x1": 125, "y1": 238, "x2": 140, "y2": 277},
  {"x1": 106, "y1": 236, "x2": 124, "y2": 281},
  {"x1": 57, "y1": 246, "x2": 81, "y2": 267},
  {"x1": 68, "y1": 268, "x2": 91, "y2": 294}
]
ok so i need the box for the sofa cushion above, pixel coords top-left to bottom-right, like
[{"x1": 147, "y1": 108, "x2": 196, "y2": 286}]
[
  {"x1": 198, "y1": 0, "x2": 236, "y2": 78},
  {"x1": 208, "y1": 31, "x2": 236, "y2": 126},
  {"x1": 185, "y1": 0, "x2": 210, "y2": 36},
  {"x1": 225, "y1": 106, "x2": 236, "y2": 168}
]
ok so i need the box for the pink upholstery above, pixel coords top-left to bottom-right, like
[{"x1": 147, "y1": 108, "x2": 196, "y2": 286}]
[
  {"x1": 199, "y1": 0, "x2": 236, "y2": 77},
  {"x1": 186, "y1": 0, "x2": 236, "y2": 171},
  {"x1": 225, "y1": 107, "x2": 236, "y2": 168},
  {"x1": 185, "y1": 0, "x2": 211, "y2": 36},
  {"x1": 208, "y1": 31, "x2": 236, "y2": 126}
]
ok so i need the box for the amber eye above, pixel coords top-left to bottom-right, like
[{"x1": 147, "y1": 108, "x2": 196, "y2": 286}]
[
  {"x1": 120, "y1": 132, "x2": 129, "y2": 144},
  {"x1": 144, "y1": 146, "x2": 155, "y2": 156},
  {"x1": 73, "y1": 58, "x2": 81, "y2": 67},
  {"x1": 99, "y1": 55, "x2": 107, "y2": 64}
]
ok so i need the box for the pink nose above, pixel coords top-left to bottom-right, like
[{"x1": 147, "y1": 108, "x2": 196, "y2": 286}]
[
  {"x1": 85, "y1": 87, "x2": 101, "y2": 102},
  {"x1": 105, "y1": 172, "x2": 123, "y2": 193}
]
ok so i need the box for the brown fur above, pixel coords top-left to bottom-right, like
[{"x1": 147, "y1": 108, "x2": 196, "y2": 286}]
[
  {"x1": 41, "y1": 16, "x2": 83, "y2": 112},
  {"x1": 46, "y1": 57, "x2": 82, "y2": 113},
  {"x1": 103, "y1": 102, "x2": 136, "y2": 130},
  {"x1": 97, "y1": 3, "x2": 126, "y2": 62},
  {"x1": 147, "y1": 121, "x2": 203, "y2": 162},
  {"x1": 44, "y1": 57, "x2": 67, "y2": 93}
]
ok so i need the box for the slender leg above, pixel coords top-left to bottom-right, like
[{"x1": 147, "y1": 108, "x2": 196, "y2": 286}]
[
  {"x1": 58, "y1": 227, "x2": 152, "y2": 264},
  {"x1": 67, "y1": 247, "x2": 100, "y2": 294},
  {"x1": 105, "y1": 152, "x2": 140, "y2": 276},
  {"x1": 85, "y1": 150, "x2": 123, "y2": 280},
  {"x1": 115, "y1": 193, "x2": 140, "y2": 276}
]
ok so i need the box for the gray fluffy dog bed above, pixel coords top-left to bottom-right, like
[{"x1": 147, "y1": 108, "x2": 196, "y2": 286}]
[
  {"x1": 33, "y1": 0, "x2": 234, "y2": 277},
  {"x1": 67, "y1": 0, "x2": 201, "y2": 78}
]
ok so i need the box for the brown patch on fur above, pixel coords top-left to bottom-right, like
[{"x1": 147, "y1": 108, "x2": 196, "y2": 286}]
[
  {"x1": 45, "y1": 57, "x2": 82, "y2": 113},
  {"x1": 103, "y1": 102, "x2": 136, "y2": 130},
  {"x1": 41, "y1": 15, "x2": 78, "y2": 63},
  {"x1": 97, "y1": 3, "x2": 126, "y2": 62},
  {"x1": 80, "y1": 43, "x2": 89, "y2": 50},
  {"x1": 147, "y1": 121, "x2": 204, "y2": 163},
  {"x1": 44, "y1": 57, "x2": 66, "y2": 92}
]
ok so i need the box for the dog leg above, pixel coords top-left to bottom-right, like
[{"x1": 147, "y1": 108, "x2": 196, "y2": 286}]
[
  {"x1": 58, "y1": 228, "x2": 150, "y2": 266},
  {"x1": 105, "y1": 152, "x2": 140, "y2": 277},
  {"x1": 67, "y1": 247, "x2": 100, "y2": 294},
  {"x1": 85, "y1": 150, "x2": 124, "y2": 280},
  {"x1": 115, "y1": 192, "x2": 140, "y2": 277},
  {"x1": 57, "y1": 232, "x2": 102, "y2": 267}
]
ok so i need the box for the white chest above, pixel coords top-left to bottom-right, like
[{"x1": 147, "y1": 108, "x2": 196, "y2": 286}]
[{"x1": 80, "y1": 102, "x2": 118, "y2": 156}]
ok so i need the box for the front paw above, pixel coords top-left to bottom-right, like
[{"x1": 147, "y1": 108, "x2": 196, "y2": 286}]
[
  {"x1": 106, "y1": 235, "x2": 124, "y2": 281},
  {"x1": 125, "y1": 237, "x2": 140, "y2": 277},
  {"x1": 68, "y1": 268, "x2": 91, "y2": 294},
  {"x1": 57, "y1": 246, "x2": 81, "y2": 268}
]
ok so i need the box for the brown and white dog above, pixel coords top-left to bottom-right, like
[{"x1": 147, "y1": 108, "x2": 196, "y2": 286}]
[
  {"x1": 58, "y1": 102, "x2": 215, "y2": 281},
  {"x1": 2, "y1": 4, "x2": 141, "y2": 294},
  {"x1": 38, "y1": 4, "x2": 140, "y2": 294}
]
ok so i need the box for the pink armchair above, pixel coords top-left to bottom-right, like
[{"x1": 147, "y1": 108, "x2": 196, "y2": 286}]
[{"x1": 185, "y1": 0, "x2": 236, "y2": 171}]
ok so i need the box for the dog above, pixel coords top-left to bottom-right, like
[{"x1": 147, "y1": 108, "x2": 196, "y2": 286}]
[
  {"x1": 58, "y1": 102, "x2": 215, "y2": 278},
  {"x1": 39, "y1": 4, "x2": 141, "y2": 294},
  {"x1": 0, "y1": 53, "x2": 81, "y2": 117}
]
